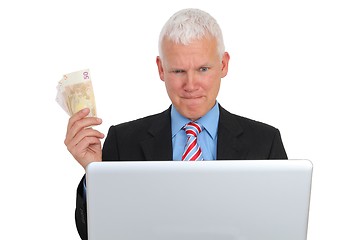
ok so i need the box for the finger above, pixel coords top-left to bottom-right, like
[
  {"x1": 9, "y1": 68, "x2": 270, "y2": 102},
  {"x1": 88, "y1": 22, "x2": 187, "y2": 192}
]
[
  {"x1": 66, "y1": 116, "x2": 102, "y2": 144},
  {"x1": 67, "y1": 108, "x2": 91, "y2": 132},
  {"x1": 66, "y1": 128, "x2": 104, "y2": 150},
  {"x1": 67, "y1": 135, "x2": 102, "y2": 161},
  {"x1": 76, "y1": 136, "x2": 102, "y2": 153},
  {"x1": 70, "y1": 136, "x2": 103, "y2": 163}
]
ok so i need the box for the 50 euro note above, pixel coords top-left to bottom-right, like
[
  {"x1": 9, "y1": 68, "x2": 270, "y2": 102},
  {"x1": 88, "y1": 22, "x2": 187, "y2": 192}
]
[{"x1": 56, "y1": 69, "x2": 97, "y2": 117}]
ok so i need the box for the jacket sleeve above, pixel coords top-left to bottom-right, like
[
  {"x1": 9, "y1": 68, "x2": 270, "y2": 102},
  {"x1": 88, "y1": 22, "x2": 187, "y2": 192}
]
[{"x1": 75, "y1": 175, "x2": 88, "y2": 240}]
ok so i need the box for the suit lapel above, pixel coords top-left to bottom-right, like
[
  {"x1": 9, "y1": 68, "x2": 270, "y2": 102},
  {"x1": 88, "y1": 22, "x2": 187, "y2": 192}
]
[
  {"x1": 217, "y1": 106, "x2": 247, "y2": 160},
  {"x1": 140, "y1": 107, "x2": 173, "y2": 160}
]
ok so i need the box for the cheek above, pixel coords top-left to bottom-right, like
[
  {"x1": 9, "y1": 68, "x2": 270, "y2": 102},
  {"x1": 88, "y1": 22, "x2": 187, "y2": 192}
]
[
  {"x1": 203, "y1": 75, "x2": 221, "y2": 92},
  {"x1": 164, "y1": 77, "x2": 181, "y2": 94},
  {"x1": 209, "y1": 82, "x2": 221, "y2": 97}
]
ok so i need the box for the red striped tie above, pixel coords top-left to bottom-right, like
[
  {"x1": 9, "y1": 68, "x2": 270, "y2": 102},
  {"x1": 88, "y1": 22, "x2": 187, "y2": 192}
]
[{"x1": 182, "y1": 122, "x2": 204, "y2": 161}]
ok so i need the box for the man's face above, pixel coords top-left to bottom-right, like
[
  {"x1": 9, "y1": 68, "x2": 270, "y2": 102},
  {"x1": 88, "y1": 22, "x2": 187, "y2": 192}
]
[{"x1": 157, "y1": 37, "x2": 230, "y2": 121}]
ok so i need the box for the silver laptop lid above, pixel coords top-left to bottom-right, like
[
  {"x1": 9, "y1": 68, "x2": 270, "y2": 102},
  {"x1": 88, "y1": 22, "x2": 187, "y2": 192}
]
[{"x1": 86, "y1": 160, "x2": 312, "y2": 240}]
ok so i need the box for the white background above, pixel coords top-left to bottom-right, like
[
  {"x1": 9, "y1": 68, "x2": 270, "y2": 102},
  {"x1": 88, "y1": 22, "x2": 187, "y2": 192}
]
[{"x1": 0, "y1": 0, "x2": 359, "y2": 239}]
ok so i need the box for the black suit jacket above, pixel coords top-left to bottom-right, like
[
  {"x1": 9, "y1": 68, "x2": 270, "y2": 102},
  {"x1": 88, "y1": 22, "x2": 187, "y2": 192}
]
[{"x1": 75, "y1": 105, "x2": 287, "y2": 239}]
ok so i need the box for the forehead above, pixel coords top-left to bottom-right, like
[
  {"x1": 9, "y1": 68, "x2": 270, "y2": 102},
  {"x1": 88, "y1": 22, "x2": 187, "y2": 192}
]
[{"x1": 161, "y1": 37, "x2": 218, "y2": 66}]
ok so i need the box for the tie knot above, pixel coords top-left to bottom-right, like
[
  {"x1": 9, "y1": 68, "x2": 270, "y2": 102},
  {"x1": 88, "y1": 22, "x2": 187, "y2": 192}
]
[{"x1": 184, "y1": 122, "x2": 202, "y2": 137}]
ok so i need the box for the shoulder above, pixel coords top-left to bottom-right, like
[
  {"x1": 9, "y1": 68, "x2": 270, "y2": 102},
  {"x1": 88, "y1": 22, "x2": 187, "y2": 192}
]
[
  {"x1": 219, "y1": 106, "x2": 280, "y2": 134},
  {"x1": 218, "y1": 106, "x2": 287, "y2": 159},
  {"x1": 108, "y1": 107, "x2": 171, "y2": 137}
]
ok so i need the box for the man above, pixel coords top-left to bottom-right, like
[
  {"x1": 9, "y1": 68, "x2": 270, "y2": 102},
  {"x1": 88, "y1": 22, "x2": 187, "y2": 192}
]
[{"x1": 65, "y1": 8, "x2": 287, "y2": 240}]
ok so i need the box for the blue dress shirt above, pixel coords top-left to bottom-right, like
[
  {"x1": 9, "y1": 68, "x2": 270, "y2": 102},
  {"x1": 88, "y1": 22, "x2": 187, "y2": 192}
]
[{"x1": 171, "y1": 102, "x2": 219, "y2": 160}]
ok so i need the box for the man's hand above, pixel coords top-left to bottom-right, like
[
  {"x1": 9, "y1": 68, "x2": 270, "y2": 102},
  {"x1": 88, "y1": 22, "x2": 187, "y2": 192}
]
[{"x1": 64, "y1": 108, "x2": 104, "y2": 169}]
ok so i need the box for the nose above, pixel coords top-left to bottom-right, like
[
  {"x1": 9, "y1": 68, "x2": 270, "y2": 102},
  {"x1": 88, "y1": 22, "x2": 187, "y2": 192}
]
[{"x1": 184, "y1": 72, "x2": 198, "y2": 92}]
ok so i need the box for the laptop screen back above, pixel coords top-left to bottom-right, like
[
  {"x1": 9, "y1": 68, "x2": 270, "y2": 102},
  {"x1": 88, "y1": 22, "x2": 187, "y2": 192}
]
[{"x1": 86, "y1": 160, "x2": 312, "y2": 240}]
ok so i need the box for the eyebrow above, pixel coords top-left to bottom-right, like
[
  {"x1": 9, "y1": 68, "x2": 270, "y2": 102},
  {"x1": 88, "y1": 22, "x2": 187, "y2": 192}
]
[{"x1": 167, "y1": 63, "x2": 213, "y2": 71}]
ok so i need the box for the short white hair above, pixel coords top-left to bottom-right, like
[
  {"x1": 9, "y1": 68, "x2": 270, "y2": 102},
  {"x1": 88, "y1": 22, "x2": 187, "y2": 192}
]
[{"x1": 158, "y1": 8, "x2": 225, "y2": 59}]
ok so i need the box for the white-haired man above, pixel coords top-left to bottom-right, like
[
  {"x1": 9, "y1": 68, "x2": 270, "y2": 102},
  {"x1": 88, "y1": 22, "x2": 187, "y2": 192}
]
[{"x1": 65, "y1": 8, "x2": 287, "y2": 239}]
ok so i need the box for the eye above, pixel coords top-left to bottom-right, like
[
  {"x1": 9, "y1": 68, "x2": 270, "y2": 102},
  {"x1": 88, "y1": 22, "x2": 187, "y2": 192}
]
[
  {"x1": 172, "y1": 69, "x2": 185, "y2": 74},
  {"x1": 199, "y1": 67, "x2": 209, "y2": 72}
]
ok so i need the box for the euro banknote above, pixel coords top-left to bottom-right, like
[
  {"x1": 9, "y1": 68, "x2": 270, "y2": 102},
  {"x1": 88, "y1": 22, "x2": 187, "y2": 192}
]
[{"x1": 56, "y1": 69, "x2": 97, "y2": 117}]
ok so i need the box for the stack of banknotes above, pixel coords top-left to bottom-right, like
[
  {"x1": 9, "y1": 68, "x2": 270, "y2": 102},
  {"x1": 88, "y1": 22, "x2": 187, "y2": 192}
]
[{"x1": 56, "y1": 69, "x2": 97, "y2": 117}]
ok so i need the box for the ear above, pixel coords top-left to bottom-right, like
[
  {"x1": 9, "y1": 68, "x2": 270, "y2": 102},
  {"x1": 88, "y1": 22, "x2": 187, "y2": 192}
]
[
  {"x1": 156, "y1": 56, "x2": 165, "y2": 81},
  {"x1": 220, "y1": 52, "x2": 230, "y2": 78}
]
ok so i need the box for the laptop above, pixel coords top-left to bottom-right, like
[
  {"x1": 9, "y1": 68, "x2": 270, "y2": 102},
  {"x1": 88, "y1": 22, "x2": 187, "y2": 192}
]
[{"x1": 86, "y1": 160, "x2": 312, "y2": 240}]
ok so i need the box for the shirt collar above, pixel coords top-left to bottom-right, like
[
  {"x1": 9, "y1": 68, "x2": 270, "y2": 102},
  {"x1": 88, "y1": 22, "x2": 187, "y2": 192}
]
[{"x1": 171, "y1": 102, "x2": 219, "y2": 139}]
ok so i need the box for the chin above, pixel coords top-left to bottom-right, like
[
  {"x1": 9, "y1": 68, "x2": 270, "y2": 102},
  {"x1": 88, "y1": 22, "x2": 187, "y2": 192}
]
[
  {"x1": 175, "y1": 99, "x2": 209, "y2": 120},
  {"x1": 183, "y1": 108, "x2": 206, "y2": 121}
]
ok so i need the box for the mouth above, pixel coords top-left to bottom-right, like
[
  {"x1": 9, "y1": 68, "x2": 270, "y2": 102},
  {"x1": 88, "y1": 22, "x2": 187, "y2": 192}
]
[
  {"x1": 182, "y1": 96, "x2": 202, "y2": 99},
  {"x1": 180, "y1": 96, "x2": 205, "y2": 107},
  {"x1": 181, "y1": 93, "x2": 204, "y2": 99},
  {"x1": 181, "y1": 96, "x2": 204, "y2": 103}
]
